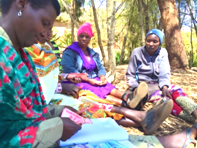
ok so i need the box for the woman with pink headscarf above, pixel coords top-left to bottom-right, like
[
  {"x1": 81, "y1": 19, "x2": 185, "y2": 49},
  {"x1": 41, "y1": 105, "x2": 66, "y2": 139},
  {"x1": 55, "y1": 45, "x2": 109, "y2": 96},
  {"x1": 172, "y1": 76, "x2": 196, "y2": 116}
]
[{"x1": 61, "y1": 23, "x2": 149, "y2": 110}]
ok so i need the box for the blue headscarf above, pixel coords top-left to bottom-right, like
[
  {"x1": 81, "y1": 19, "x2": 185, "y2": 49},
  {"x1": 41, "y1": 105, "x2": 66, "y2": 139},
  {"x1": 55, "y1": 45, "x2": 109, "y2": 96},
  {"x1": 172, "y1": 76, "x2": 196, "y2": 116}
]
[{"x1": 146, "y1": 29, "x2": 164, "y2": 45}]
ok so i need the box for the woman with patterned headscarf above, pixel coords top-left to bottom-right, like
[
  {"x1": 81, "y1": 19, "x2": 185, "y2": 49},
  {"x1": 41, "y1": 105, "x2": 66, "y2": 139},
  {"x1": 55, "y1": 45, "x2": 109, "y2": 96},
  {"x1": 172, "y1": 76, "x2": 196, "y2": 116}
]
[{"x1": 126, "y1": 28, "x2": 197, "y2": 123}]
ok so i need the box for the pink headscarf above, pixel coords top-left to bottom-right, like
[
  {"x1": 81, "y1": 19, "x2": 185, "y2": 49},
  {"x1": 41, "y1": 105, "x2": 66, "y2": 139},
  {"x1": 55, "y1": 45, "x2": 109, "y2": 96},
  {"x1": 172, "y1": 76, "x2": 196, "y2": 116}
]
[{"x1": 77, "y1": 23, "x2": 94, "y2": 38}]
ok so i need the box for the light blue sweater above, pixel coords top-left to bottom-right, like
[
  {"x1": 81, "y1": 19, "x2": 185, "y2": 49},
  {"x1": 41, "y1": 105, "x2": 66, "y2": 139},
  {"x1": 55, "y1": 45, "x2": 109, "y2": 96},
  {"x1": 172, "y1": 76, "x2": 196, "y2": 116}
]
[{"x1": 126, "y1": 46, "x2": 171, "y2": 90}]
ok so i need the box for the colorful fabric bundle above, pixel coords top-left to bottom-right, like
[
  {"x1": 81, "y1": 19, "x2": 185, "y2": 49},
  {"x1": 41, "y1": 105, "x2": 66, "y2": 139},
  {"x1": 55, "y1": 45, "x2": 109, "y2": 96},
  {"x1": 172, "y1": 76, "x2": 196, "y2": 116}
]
[
  {"x1": 78, "y1": 90, "x2": 123, "y2": 121},
  {"x1": 79, "y1": 103, "x2": 123, "y2": 121},
  {"x1": 26, "y1": 43, "x2": 59, "y2": 77},
  {"x1": 26, "y1": 43, "x2": 59, "y2": 103}
]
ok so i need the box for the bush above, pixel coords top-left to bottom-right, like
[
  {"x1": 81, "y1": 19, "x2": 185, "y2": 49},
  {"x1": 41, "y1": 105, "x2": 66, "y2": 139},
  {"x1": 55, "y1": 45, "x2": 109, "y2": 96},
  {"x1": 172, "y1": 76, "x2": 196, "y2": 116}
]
[{"x1": 115, "y1": 52, "x2": 121, "y2": 64}]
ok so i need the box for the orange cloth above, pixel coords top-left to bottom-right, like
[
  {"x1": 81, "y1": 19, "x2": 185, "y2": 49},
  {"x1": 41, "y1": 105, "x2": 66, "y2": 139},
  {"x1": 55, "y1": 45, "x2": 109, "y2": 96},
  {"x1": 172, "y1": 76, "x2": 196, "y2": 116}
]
[{"x1": 78, "y1": 90, "x2": 123, "y2": 120}]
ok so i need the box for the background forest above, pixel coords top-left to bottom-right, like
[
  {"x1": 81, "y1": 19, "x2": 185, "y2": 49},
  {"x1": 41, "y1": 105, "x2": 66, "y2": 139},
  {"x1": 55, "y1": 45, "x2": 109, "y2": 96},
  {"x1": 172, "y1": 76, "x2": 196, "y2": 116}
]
[{"x1": 51, "y1": 0, "x2": 197, "y2": 73}]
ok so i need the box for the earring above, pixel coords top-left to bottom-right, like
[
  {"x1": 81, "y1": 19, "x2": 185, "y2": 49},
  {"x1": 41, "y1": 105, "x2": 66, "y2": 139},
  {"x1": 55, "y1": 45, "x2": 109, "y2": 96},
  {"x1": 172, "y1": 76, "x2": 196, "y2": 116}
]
[{"x1": 18, "y1": 10, "x2": 22, "y2": 17}]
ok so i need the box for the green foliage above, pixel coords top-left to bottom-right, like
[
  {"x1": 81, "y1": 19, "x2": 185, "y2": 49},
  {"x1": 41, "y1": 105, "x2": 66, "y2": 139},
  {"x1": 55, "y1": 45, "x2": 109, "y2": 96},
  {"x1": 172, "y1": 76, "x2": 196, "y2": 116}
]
[
  {"x1": 115, "y1": 52, "x2": 121, "y2": 64},
  {"x1": 75, "y1": 0, "x2": 85, "y2": 20},
  {"x1": 115, "y1": 51, "x2": 129, "y2": 65},
  {"x1": 119, "y1": 0, "x2": 163, "y2": 62},
  {"x1": 182, "y1": 30, "x2": 197, "y2": 67},
  {"x1": 57, "y1": 0, "x2": 85, "y2": 25},
  {"x1": 51, "y1": 27, "x2": 72, "y2": 53},
  {"x1": 58, "y1": 0, "x2": 70, "y2": 12},
  {"x1": 56, "y1": 12, "x2": 70, "y2": 23},
  {"x1": 51, "y1": 31, "x2": 61, "y2": 42},
  {"x1": 89, "y1": 36, "x2": 97, "y2": 48},
  {"x1": 54, "y1": 0, "x2": 196, "y2": 69},
  {"x1": 59, "y1": 33, "x2": 72, "y2": 48}
]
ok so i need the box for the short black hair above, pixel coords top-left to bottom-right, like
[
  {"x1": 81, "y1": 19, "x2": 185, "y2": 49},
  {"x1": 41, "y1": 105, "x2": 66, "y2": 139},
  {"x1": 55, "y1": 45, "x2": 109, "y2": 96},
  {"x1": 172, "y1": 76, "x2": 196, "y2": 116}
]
[{"x1": 1, "y1": 0, "x2": 60, "y2": 16}]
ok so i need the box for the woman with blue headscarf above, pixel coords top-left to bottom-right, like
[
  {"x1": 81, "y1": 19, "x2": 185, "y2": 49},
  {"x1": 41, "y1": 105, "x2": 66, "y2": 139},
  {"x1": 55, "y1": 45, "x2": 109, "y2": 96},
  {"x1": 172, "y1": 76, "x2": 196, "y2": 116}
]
[{"x1": 126, "y1": 29, "x2": 197, "y2": 123}]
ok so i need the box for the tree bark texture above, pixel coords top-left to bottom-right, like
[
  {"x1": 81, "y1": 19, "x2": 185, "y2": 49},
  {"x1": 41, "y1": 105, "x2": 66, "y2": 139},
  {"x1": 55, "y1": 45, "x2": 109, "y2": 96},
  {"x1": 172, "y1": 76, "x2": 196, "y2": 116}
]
[
  {"x1": 107, "y1": 0, "x2": 116, "y2": 72},
  {"x1": 71, "y1": 0, "x2": 75, "y2": 43},
  {"x1": 142, "y1": 0, "x2": 150, "y2": 34},
  {"x1": 91, "y1": 0, "x2": 107, "y2": 66},
  {"x1": 138, "y1": 0, "x2": 145, "y2": 46},
  {"x1": 120, "y1": 20, "x2": 131, "y2": 65},
  {"x1": 157, "y1": 0, "x2": 188, "y2": 69}
]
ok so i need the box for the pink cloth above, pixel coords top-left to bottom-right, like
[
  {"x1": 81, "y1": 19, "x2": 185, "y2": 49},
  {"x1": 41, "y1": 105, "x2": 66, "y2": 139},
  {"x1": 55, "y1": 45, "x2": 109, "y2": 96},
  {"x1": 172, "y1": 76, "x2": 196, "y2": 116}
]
[
  {"x1": 149, "y1": 85, "x2": 186, "y2": 116},
  {"x1": 77, "y1": 23, "x2": 94, "y2": 38}
]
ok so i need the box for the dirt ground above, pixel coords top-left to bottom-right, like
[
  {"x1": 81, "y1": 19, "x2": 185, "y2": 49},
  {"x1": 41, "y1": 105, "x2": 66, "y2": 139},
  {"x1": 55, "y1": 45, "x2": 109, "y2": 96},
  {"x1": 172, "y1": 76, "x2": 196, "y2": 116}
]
[{"x1": 112, "y1": 65, "x2": 197, "y2": 136}]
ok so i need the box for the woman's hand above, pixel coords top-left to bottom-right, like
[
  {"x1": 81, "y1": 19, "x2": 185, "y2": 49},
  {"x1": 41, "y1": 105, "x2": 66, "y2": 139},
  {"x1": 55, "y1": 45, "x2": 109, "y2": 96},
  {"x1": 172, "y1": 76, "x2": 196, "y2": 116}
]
[
  {"x1": 88, "y1": 78, "x2": 105, "y2": 86},
  {"x1": 61, "y1": 83, "x2": 80, "y2": 98},
  {"x1": 77, "y1": 73, "x2": 88, "y2": 81},
  {"x1": 66, "y1": 73, "x2": 82, "y2": 83},
  {"x1": 100, "y1": 75, "x2": 107, "y2": 85},
  {"x1": 64, "y1": 106, "x2": 80, "y2": 114},
  {"x1": 60, "y1": 117, "x2": 81, "y2": 141},
  {"x1": 66, "y1": 73, "x2": 89, "y2": 83},
  {"x1": 88, "y1": 79, "x2": 99, "y2": 86},
  {"x1": 162, "y1": 85, "x2": 172, "y2": 99}
]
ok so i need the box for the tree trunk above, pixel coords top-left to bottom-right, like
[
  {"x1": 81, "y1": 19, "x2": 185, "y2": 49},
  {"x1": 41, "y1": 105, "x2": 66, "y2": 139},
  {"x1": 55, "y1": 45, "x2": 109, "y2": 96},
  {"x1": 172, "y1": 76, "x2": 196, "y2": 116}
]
[
  {"x1": 189, "y1": 20, "x2": 193, "y2": 68},
  {"x1": 177, "y1": 0, "x2": 181, "y2": 25},
  {"x1": 142, "y1": 0, "x2": 149, "y2": 34},
  {"x1": 120, "y1": 20, "x2": 131, "y2": 65},
  {"x1": 157, "y1": 0, "x2": 188, "y2": 69},
  {"x1": 107, "y1": 0, "x2": 116, "y2": 72},
  {"x1": 91, "y1": 0, "x2": 107, "y2": 66},
  {"x1": 71, "y1": 0, "x2": 75, "y2": 43},
  {"x1": 138, "y1": 0, "x2": 145, "y2": 46},
  {"x1": 158, "y1": 17, "x2": 163, "y2": 30},
  {"x1": 129, "y1": 25, "x2": 133, "y2": 56}
]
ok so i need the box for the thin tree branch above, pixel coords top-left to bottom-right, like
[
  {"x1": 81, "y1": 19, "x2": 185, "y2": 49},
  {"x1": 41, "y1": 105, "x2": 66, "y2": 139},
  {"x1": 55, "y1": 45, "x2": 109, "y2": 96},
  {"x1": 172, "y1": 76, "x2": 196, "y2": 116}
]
[
  {"x1": 91, "y1": 0, "x2": 107, "y2": 65},
  {"x1": 59, "y1": 0, "x2": 79, "y2": 28}
]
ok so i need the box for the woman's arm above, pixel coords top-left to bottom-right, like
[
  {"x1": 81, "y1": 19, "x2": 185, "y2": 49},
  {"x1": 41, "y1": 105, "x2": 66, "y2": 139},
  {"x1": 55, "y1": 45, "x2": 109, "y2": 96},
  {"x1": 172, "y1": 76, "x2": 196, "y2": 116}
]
[
  {"x1": 126, "y1": 49, "x2": 140, "y2": 90},
  {"x1": 158, "y1": 49, "x2": 171, "y2": 89},
  {"x1": 158, "y1": 49, "x2": 171, "y2": 98},
  {"x1": 61, "y1": 49, "x2": 80, "y2": 74},
  {"x1": 94, "y1": 53, "x2": 106, "y2": 77}
]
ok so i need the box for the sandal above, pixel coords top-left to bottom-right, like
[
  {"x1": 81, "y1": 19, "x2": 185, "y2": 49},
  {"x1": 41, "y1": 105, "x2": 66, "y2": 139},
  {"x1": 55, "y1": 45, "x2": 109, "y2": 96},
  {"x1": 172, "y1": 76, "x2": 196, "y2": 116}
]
[
  {"x1": 122, "y1": 82, "x2": 148, "y2": 109},
  {"x1": 134, "y1": 94, "x2": 148, "y2": 110},
  {"x1": 183, "y1": 128, "x2": 197, "y2": 148},
  {"x1": 141, "y1": 99, "x2": 173, "y2": 134},
  {"x1": 121, "y1": 99, "x2": 130, "y2": 108}
]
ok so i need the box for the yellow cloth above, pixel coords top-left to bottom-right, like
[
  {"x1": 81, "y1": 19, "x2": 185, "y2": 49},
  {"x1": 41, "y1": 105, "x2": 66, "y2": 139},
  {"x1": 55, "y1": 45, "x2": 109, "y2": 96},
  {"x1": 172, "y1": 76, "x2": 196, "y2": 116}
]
[{"x1": 78, "y1": 90, "x2": 115, "y2": 105}]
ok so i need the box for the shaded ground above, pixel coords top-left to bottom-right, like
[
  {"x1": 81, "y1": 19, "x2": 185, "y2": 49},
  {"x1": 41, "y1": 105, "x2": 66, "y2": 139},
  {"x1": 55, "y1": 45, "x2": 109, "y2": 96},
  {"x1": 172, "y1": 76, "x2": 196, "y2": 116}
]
[{"x1": 112, "y1": 65, "x2": 197, "y2": 136}]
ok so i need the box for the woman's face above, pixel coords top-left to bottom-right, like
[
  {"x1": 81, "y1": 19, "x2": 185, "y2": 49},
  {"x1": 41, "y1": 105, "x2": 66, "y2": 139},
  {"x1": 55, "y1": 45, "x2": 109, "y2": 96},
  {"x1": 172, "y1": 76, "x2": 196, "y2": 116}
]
[
  {"x1": 145, "y1": 34, "x2": 160, "y2": 55},
  {"x1": 39, "y1": 29, "x2": 52, "y2": 44},
  {"x1": 15, "y1": 3, "x2": 57, "y2": 48},
  {"x1": 77, "y1": 33, "x2": 91, "y2": 49}
]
